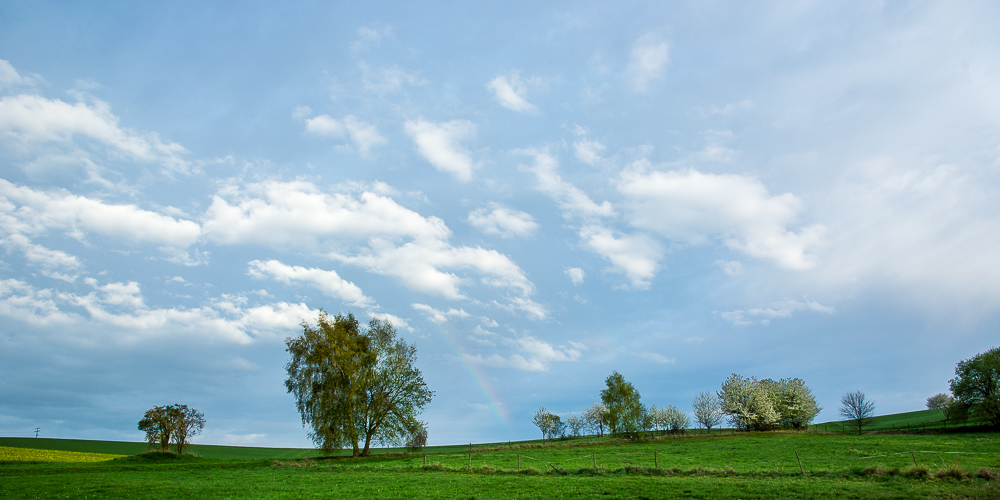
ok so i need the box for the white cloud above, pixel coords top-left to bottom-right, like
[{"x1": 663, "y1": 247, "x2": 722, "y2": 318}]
[
  {"x1": 1, "y1": 233, "x2": 80, "y2": 280},
  {"x1": 412, "y1": 303, "x2": 470, "y2": 324},
  {"x1": 404, "y1": 119, "x2": 478, "y2": 181},
  {"x1": 465, "y1": 334, "x2": 583, "y2": 372},
  {"x1": 358, "y1": 62, "x2": 425, "y2": 92},
  {"x1": 579, "y1": 225, "x2": 662, "y2": 289},
  {"x1": 0, "y1": 59, "x2": 40, "y2": 88},
  {"x1": 519, "y1": 149, "x2": 614, "y2": 219},
  {"x1": 487, "y1": 73, "x2": 537, "y2": 113},
  {"x1": 0, "y1": 278, "x2": 316, "y2": 344},
  {"x1": 618, "y1": 167, "x2": 824, "y2": 270},
  {"x1": 351, "y1": 25, "x2": 393, "y2": 53},
  {"x1": 468, "y1": 204, "x2": 538, "y2": 238},
  {"x1": 714, "y1": 260, "x2": 743, "y2": 277},
  {"x1": 627, "y1": 34, "x2": 670, "y2": 92},
  {"x1": 565, "y1": 267, "x2": 585, "y2": 285},
  {"x1": 637, "y1": 352, "x2": 675, "y2": 364},
  {"x1": 721, "y1": 299, "x2": 835, "y2": 326},
  {"x1": 574, "y1": 139, "x2": 607, "y2": 165},
  {"x1": 0, "y1": 179, "x2": 202, "y2": 249},
  {"x1": 0, "y1": 93, "x2": 191, "y2": 174},
  {"x1": 304, "y1": 114, "x2": 387, "y2": 154},
  {"x1": 248, "y1": 259, "x2": 373, "y2": 308},
  {"x1": 367, "y1": 311, "x2": 413, "y2": 332}
]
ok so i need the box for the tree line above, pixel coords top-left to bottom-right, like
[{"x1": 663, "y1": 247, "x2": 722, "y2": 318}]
[{"x1": 534, "y1": 370, "x2": 822, "y2": 441}]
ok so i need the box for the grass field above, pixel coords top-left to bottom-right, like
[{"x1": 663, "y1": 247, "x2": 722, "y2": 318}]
[{"x1": 2, "y1": 410, "x2": 998, "y2": 499}]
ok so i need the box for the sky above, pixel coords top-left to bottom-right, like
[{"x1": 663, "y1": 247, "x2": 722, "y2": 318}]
[{"x1": 0, "y1": 1, "x2": 998, "y2": 448}]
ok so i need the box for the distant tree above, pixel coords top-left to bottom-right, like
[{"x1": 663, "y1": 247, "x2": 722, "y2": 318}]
[
  {"x1": 171, "y1": 405, "x2": 205, "y2": 455},
  {"x1": 839, "y1": 391, "x2": 875, "y2": 434},
  {"x1": 718, "y1": 374, "x2": 820, "y2": 431},
  {"x1": 533, "y1": 407, "x2": 556, "y2": 442},
  {"x1": 663, "y1": 405, "x2": 690, "y2": 434},
  {"x1": 138, "y1": 404, "x2": 205, "y2": 454},
  {"x1": 405, "y1": 422, "x2": 428, "y2": 452},
  {"x1": 600, "y1": 371, "x2": 646, "y2": 440},
  {"x1": 692, "y1": 392, "x2": 724, "y2": 433},
  {"x1": 583, "y1": 402, "x2": 607, "y2": 437},
  {"x1": 550, "y1": 414, "x2": 567, "y2": 439},
  {"x1": 285, "y1": 312, "x2": 433, "y2": 457},
  {"x1": 647, "y1": 405, "x2": 666, "y2": 434},
  {"x1": 926, "y1": 393, "x2": 954, "y2": 410},
  {"x1": 949, "y1": 347, "x2": 1000, "y2": 427},
  {"x1": 566, "y1": 415, "x2": 585, "y2": 437}
]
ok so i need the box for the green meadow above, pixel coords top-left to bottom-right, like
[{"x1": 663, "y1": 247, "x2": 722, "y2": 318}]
[{"x1": 2, "y1": 410, "x2": 999, "y2": 499}]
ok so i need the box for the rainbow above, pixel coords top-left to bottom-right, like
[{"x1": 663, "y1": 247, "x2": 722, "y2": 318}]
[{"x1": 430, "y1": 322, "x2": 512, "y2": 433}]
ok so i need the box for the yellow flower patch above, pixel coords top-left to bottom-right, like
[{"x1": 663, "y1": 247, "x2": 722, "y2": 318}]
[{"x1": 0, "y1": 446, "x2": 124, "y2": 462}]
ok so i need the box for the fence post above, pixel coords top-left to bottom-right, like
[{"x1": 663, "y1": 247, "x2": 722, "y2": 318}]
[
  {"x1": 468, "y1": 443, "x2": 471, "y2": 469},
  {"x1": 654, "y1": 450, "x2": 658, "y2": 469},
  {"x1": 593, "y1": 451, "x2": 597, "y2": 472},
  {"x1": 795, "y1": 450, "x2": 804, "y2": 475},
  {"x1": 911, "y1": 451, "x2": 917, "y2": 467},
  {"x1": 423, "y1": 454, "x2": 426, "y2": 466},
  {"x1": 517, "y1": 454, "x2": 520, "y2": 471}
]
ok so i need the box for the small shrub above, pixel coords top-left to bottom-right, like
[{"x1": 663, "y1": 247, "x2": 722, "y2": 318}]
[
  {"x1": 976, "y1": 468, "x2": 1000, "y2": 481},
  {"x1": 937, "y1": 463, "x2": 968, "y2": 480},
  {"x1": 905, "y1": 465, "x2": 930, "y2": 479}
]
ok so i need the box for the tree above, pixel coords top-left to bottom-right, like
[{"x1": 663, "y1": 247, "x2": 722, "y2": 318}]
[
  {"x1": 137, "y1": 404, "x2": 205, "y2": 454},
  {"x1": 583, "y1": 402, "x2": 606, "y2": 437},
  {"x1": 717, "y1": 374, "x2": 821, "y2": 431},
  {"x1": 533, "y1": 407, "x2": 555, "y2": 442},
  {"x1": 839, "y1": 391, "x2": 875, "y2": 434},
  {"x1": 549, "y1": 414, "x2": 567, "y2": 439},
  {"x1": 600, "y1": 371, "x2": 645, "y2": 440},
  {"x1": 566, "y1": 415, "x2": 584, "y2": 437},
  {"x1": 405, "y1": 422, "x2": 428, "y2": 452},
  {"x1": 171, "y1": 405, "x2": 205, "y2": 455},
  {"x1": 138, "y1": 405, "x2": 175, "y2": 452},
  {"x1": 285, "y1": 312, "x2": 433, "y2": 457},
  {"x1": 949, "y1": 347, "x2": 1000, "y2": 427},
  {"x1": 926, "y1": 393, "x2": 954, "y2": 410},
  {"x1": 692, "y1": 391, "x2": 724, "y2": 433},
  {"x1": 663, "y1": 405, "x2": 690, "y2": 434}
]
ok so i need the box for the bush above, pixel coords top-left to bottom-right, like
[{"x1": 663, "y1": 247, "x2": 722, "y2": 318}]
[{"x1": 926, "y1": 393, "x2": 954, "y2": 410}]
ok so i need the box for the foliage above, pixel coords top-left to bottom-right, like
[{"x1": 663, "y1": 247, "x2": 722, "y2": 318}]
[
  {"x1": 600, "y1": 371, "x2": 646, "y2": 440},
  {"x1": 926, "y1": 393, "x2": 953, "y2": 410},
  {"x1": 405, "y1": 423, "x2": 428, "y2": 452},
  {"x1": 583, "y1": 402, "x2": 606, "y2": 437},
  {"x1": 949, "y1": 346, "x2": 1000, "y2": 427},
  {"x1": 532, "y1": 407, "x2": 555, "y2": 441},
  {"x1": 839, "y1": 391, "x2": 875, "y2": 434},
  {"x1": 717, "y1": 374, "x2": 820, "y2": 431},
  {"x1": 565, "y1": 415, "x2": 584, "y2": 437},
  {"x1": 692, "y1": 391, "x2": 724, "y2": 432},
  {"x1": 137, "y1": 404, "x2": 204, "y2": 453},
  {"x1": 663, "y1": 405, "x2": 690, "y2": 433},
  {"x1": 285, "y1": 312, "x2": 433, "y2": 457}
]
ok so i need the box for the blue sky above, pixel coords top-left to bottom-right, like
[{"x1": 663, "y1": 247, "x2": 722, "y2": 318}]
[{"x1": 1, "y1": 1, "x2": 998, "y2": 447}]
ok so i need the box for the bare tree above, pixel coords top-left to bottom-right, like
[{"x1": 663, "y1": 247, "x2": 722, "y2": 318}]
[
  {"x1": 692, "y1": 392, "x2": 724, "y2": 433},
  {"x1": 840, "y1": 391, "x2": 875, "y2": 434}
]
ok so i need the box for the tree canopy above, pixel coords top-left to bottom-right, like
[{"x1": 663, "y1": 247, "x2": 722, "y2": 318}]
[
  {"x1": 137, "y1": 404, "x2": 204, "y2": 454},
  {"x1": 949, "y1": 346, "x2": 1000, "y2": 427},
  {"x1": 718, "y1": 374, "x2": 821, "y2": 431},
  {"x1": 285, "y1": 312, "x2": 433, "y2": 457},
  {"x1": 600, "y1": 371, "x2": 645, "y2": 440}
]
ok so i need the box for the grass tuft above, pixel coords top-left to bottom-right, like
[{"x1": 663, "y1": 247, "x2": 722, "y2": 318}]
[
  {"x1": 904, "y1": 464, "x2": 930, "y2": 479},
  {"x1": 936, "y1": 463, "x2": 968, "y2": 480},
  {"x1": 976, "y1": 467, "x2": 1000, "y2": 481}
]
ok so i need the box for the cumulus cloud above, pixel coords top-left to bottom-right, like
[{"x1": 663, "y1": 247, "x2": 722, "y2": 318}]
[
  {"x1": 618, "y1": 167, "x2": 824, "y2": 270},
  {"x1": 721, "y1": 299, "x2": 835, "y2": 326},
  {"x1": 468, "y1": 203, "x2": 538, "y2": 238},
  {"x1": 627, "y1": 34, "x2": 670, "y2": 92},
  {"x1": 579, "y1": 225, "x2": 662, "y2": 289},
  {"x1": 487, "y1": 72, "x2": 537, "y2": 113},
  {"x1": 304, "y1": 114, "x2": 387, "y2": 153},
  {"x1": 404, "y1": 119, "x2": 478, "y2": 181},
  {"x1": 248, "y1": 259, "x2": 373, "y2": 308},
  {"x1": 0, "y1": 59, "x2": 40, "y2": 88},
  {"x1": 0, "y1": 93, "x2": 191, "y2": 175},
  {"x1": 519, "y1": 149, "x2": 614, "y2": 219},
  {"x1": 0, "y1": 179, "x2": 202, "y2": 250},
  {"x1": 465, "y1": 334, "x2": 583, "y2": 372},
  {"x1": 574, "y1": 139, "x2": 607, "y2": 165},
  {"x1": 203, "y1": 180, "x2": 540, "y2": 314},
  {"x1": 1, "y1": 233, "x2": 80, "y2": 281},
  {"x1": 0, "y1": 278, "x2": 316, "y2": 344},
  {"x1": 637, "y1": 352, "x2": 675, "y2": 364},
  {"x1": 565, "y1": 267, "x2": 585, "y2": 285},
  {"x1": 412, "y1": 303, "x2": 469, "y2": 324}
]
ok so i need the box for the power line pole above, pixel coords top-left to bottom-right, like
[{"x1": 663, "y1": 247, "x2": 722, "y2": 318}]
[{"x1": 35, "y1": 427, "x2": 40, "y2": 438}]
